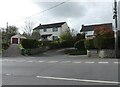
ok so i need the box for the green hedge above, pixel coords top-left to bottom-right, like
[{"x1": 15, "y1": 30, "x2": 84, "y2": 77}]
[
  {"x1": 84, "y1": 37, "x2": 116, "y2": 50},
  {"x1": 84, "y1": 39, "x2": 95, "y2": 50},
  {"x1": 74, "y1": 40, "x2": 86, "y2": 50},
  {"x1": 21, "y1": 39, "x2": 39, "y2": 49},
  {"x1": 93, "y1": 37, "x2": 115, "y2": 49},
  {"x1": 2, "y1": 42, "x2": 9, "y2": 50}
]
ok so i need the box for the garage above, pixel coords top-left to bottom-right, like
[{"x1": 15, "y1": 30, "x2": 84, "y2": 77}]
[{"x1": 11, "y1": 33, "x2": 26, "y2": 44}]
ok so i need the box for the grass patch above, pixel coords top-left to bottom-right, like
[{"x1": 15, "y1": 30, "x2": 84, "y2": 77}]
[{"x1": 64, "y1": 49, "x2": 87, "y2": 55}]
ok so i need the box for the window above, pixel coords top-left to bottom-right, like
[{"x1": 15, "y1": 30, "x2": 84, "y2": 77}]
[
  {"x1": 52, "y1": 36, "x2": 58, "y2": 40},
  {"x1": 53, "y1": 27, "x2": 58, "y2": 32},
  {"x1": 43, "y1": 29, "x2": 47, "y2": 32}
]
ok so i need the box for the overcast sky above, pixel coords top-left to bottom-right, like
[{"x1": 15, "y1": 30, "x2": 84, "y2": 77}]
[{"x1": 0, "y1": 0, "x2": 120, "y2": 33}]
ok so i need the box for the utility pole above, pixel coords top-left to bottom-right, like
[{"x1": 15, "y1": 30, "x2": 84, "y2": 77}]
[
  {"x1": 6, "y1": 22, "x2": 8, "y2": 33},
  {"x1": 113, "y1": 0, "x2": 118, "y2": 58}
]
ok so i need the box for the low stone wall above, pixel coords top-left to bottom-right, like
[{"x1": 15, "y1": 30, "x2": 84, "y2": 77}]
[
  {"x1": 87, "y1": 50, "x2": 98, "y2": 57},
  {"x1": 87, "y1": 49, "x2": 120, "y2": 58},
  {"x1": 99, "y1": 49, "x2": 120, "y2": 58}
]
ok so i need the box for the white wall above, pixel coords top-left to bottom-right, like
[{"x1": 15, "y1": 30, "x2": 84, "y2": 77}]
[
  {"x1": 61, "y1": 23, "x2": 70, "y2": 33},
  {"x1": 39, "y1": 27, "x2": 61, "y2": 40}
]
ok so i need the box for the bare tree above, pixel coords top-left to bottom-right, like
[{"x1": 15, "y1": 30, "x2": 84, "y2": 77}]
[{"x1": 21, "y1": 20, "x2": 35, "y2": 37}]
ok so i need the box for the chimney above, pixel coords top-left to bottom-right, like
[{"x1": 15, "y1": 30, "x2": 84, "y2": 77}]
[
  {"x1": 39, "y1": 23, "x2": 41, "y2": 26},
  {"x1": 82, "y1": 24, "x2": 84, "y2": 28}
]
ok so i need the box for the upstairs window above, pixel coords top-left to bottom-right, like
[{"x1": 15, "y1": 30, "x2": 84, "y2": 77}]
[
  {"x1": 43, "y1": 29, "x2": 47, "y2": 32},
  {"x1": 53, "y1": 27, "x2": 58, "y2": 32}
]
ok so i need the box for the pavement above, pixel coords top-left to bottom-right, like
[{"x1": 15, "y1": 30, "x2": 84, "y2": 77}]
[{"x1": 1, "y1": 49, "x2": 120, "y2": 86}]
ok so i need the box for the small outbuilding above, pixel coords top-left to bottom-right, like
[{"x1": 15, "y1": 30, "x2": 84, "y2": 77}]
[{"x1": 11, "y1": 33, "x2": 26, "y2": 44}]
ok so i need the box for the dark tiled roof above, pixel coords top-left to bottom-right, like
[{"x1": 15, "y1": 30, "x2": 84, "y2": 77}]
[
  {"x1": 33, "y1": 22, "x2": 66, "y2": 30},
  {"x1": 80, "y1": 23, "x2": 112, "y2": 32}
]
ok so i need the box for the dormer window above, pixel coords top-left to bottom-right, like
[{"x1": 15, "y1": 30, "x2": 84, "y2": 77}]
[{"x1": 53, "y1": 27, "x2": 58, "y2": 32}]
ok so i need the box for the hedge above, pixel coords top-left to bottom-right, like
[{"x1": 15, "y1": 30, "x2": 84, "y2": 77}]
[
  {"x1": 21, "y1": 39, "x2": 39, "y2": 49},
  {"x1": 93, "y1": 37, "x2": 115, "y2": 49},
  {"x1": 74, "y1": 40, "x2": 86, "y2": 50},
  {"x1": 84, "y1": 39, "x2": 96, "y2": 50}
]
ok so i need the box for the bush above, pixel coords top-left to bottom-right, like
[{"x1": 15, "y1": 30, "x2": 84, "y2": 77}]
[
  {"x1": 85, "y1": 39, "x2": 96, "y2": 50},
  {"x1": 2, "y1": 42, "x2": 9, "y2": 50},
  {"x1": 93, "y1": 37, "x2": 115, "y2": 49},
  {"x1": 21, "y1": 39, "x2": 39, "y2": 49},
  {"x1": 50, "y1": 40, "x2": 60, "y2": 49},
  {"x1": 59, "y1": 40, "x2": 74, "y2": 48},
  {"x1": 74, "y1": 40, "x2": 85, "y2": 50}
]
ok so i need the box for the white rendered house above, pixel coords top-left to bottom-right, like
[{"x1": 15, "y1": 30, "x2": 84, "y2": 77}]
[{"x1": 33, "y1": 22, "x2": 70, "y2": 41}]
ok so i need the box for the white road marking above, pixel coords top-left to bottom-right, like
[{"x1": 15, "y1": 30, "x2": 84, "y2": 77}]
[
  {"x1": 37, "y1": 60, "x2": 45, "y2": 63},
  {"x1": 36, "y1": 75, "x2": 119, "y2": 84},
  {"x1": 27, "y1": 60, "x2": 35, "y2": 62},
  {"x1": 47, "y1": 61, "x2": 58, "y2": 63},
  {"x1": 73, "y1": 61, "x2": 82, "y2": 63},
  {"x1": 114, "y1": 62, "x2": 120, "y2": 64},
  {"x1": 6, "y1": 74, "x2": 11, "y2": 76},
  {"x1": 61, "y1": 61, "x2": 71, "y2": 63},
  {"x1": 85, "y1": 61, "x2": 95, "y2": 64},
  {"x1": 98, "y1": 62, "x2": 109, "y2": 64},
  {"x1": 69, "y1": 56, "x2": 78, "y2": 57}
]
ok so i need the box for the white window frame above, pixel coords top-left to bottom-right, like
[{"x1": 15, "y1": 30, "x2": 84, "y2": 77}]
[{"x1": 53, "y1": 27, "x2": 58, "y2": 32}]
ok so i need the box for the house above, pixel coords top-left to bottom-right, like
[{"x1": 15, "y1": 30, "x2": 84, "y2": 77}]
[
  {"x1": 33, "y1": 22, "x2": 70, "y2": 41},
  {"x1": 80, "y1": 23, "x2": 113, "y2": 39},
  {"x1": 11, "y1": 33, "x2": 26, "y2": 44}
]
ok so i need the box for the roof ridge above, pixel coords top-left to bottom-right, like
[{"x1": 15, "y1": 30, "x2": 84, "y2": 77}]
[{"x1": 83, "y1": 23, "x2": 112, "y2": 27}]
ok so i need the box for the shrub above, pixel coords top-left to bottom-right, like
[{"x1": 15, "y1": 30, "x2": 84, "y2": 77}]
[
  {"x1": 93, "y1": 37, "x2": 115, "y2": 49},
  {"x1": 21, "y1": 39, "x2": 39, "y2": 49},
  {"x1": 84, "y1": 39, "x2": 96, "y2": 50},
  {"x1": 59, "y1": 40, "x2": 74, "y2": 48},
  {"x1": 2, "y1": 42, "x2": 9, "y2": 50},
  {"x1": 74, "y1": 40, "x2": 85, "y2": 50},
  {"x1": 50, "y1": 40, "x2": 60, "y2": 49}
]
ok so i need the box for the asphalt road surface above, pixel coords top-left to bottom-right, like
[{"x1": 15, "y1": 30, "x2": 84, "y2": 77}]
[{"x1": 1, "y1": 50, "x2": 120, "y2": 85}]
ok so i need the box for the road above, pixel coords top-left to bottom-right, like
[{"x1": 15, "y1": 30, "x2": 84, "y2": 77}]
[{"x1": 1, "y1": 50, "x2": 120, "y2": 86}]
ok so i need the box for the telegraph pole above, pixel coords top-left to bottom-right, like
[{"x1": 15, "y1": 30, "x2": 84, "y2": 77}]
[
  {"x1": 113, "y1": 0, "x2": 118, "y2": 58},
  {"x1": 6, "y1": 22, "x2": 8, "y2": 32}
]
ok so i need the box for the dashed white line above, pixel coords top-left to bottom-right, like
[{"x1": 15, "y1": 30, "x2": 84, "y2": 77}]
[
  {"x1": 36, "y1": 75, "x2": 119, "y2": 84},
  {"x1": 27, "y1": 60, "x2": 34, "y2": 62},
  {"x1": 114, "y1": 62, "x2": 120, "y2": 64},
  {"x1": 85, "y1": 61, "x2": 95, "y2": 64},
  {"x1": 98, "y1": 62, "x2": 109, "y2": 64},
  {"x1": 73, "y1": 61, "x2": 82, "y2": 63},
  {"x1": 61, "y1": 61, "x2": 71, "y2": 63},
  {"x1": 47, "y1": 61, "x2": 58, "y2": 63},
  {"x1": 37, "y1": 60, "x2": 45, "y2": 63}
]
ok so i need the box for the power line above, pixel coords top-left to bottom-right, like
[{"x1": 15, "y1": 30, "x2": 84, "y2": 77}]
[{"x1": 13, "y1": 0, "x2": 69, "y2": 23}]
